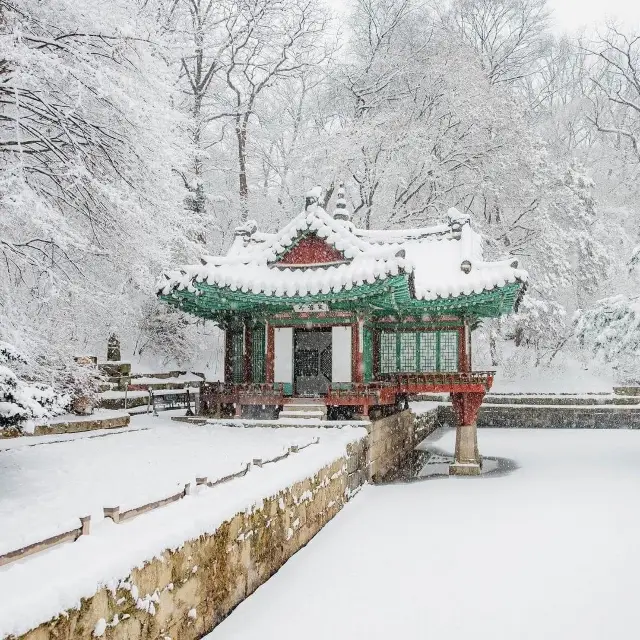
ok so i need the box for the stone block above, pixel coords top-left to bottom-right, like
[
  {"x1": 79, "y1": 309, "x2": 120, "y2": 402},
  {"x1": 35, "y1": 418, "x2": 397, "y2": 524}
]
[
  {"x1": 227, "y1": 512, "x2": 245, "y2": 541},
  {"x1": 328, "y1": 457, "x2": 345, "y2": 478},
  {"x1": 449, "y1": 462, "x2": 481, "y2": 476},
  {"x1": 346, "y1": 453, "x2": 361, "y2": 474},
  {"x1": 295, "y1": 502, "x2": 308, "y2": 527},
  {"x1": 347, "y1": 469, "x2": 366, "y2": 492},
  {"x1": 297, "y1": 524, "x2": 316, "y2": 548}
]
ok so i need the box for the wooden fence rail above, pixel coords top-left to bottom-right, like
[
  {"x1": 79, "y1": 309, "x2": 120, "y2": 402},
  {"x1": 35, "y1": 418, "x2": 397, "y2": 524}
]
[
  {"x1": 0, "y1": 516, "x2": 91, "y2": 568},
  {"x1": 0, "y1": 439, "x2": 320, "y2": 568}
]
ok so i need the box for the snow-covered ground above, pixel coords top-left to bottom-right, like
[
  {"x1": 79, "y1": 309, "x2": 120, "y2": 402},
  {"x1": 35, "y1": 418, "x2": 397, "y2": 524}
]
[
  {"x1": 0, "y1": 413, "x2": 366, "y2": 638},
  {"x1": 0, "y1": 413, "x2": 361, "y2": 558},
  {"x1": 207, "y1": 427, "x2": 640, "y2": 640},
  {"x1": 489, "y1": 352, "x2": 615, "y2": 394}
]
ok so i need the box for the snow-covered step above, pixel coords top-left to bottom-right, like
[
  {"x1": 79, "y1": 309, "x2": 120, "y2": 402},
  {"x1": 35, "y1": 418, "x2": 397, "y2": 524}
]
[
  {"x1": 278, "y1": 410, "x2": 326, "y2": 420},
  {"x1": 279, "y1": 402, "x2": 327, "y2": 420}
]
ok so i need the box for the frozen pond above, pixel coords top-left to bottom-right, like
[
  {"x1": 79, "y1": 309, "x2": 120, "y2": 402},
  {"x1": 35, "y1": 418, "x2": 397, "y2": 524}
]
[{"x1": 207, "y1": 428, "x2": 640, "y2": 640}]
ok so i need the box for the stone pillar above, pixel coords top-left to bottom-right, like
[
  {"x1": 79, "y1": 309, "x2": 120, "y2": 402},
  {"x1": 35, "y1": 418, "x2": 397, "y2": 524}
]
[
  {"x1": 449, "y1": 391, "x2": 484, "y2": 476},
  {"x1": 107, "y1": 334, "x2": 121, "y2": 361}
]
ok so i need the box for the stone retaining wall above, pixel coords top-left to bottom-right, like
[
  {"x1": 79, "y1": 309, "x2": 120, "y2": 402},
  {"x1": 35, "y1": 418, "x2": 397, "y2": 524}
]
[
  {"x1": 0, "y1": 412, "x2": 131, "y2": 439},
  {"x1": 15, "y1": 439, "x2": 368, "y2": 640},
  {"x1": 99, "y1": 396, "x2": 149, "y2": 412},
  {"x1": 34, "y1": 413, "x2": 130, "y2": 436},
  {"x1": 365, "y1": 409, "x2": 439, "y2": 481},
  {"x1": 438, "y1": 405, "x2": 640, "y2": 429}
]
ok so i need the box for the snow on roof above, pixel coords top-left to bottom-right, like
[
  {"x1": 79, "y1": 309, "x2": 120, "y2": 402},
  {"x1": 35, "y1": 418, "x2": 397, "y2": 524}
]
[{"x1": 158, "y1": 206, "x2": 527, "y2": 302}]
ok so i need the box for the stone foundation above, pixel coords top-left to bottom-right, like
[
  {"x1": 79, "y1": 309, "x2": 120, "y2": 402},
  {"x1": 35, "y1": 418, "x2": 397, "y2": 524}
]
[{"x1": 14, "y1": 441, "x2": 367, "y2": 640}]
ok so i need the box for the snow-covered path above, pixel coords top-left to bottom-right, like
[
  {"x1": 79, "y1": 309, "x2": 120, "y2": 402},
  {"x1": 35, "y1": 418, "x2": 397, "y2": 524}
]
[{"x1": 208, "y1": 428, "x2": 640, "y2": 640}]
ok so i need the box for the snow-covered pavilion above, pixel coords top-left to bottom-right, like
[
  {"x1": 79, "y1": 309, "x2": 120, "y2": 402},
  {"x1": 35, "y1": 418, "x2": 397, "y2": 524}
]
[{"x1": 158, "y1": 186, "x2": 527, "y2": 474}]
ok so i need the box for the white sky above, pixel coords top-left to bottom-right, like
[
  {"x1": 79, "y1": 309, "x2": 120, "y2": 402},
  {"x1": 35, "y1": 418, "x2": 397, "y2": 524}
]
[{"x1": 549, "y1": 0, "x2": 640, "y2": 32}]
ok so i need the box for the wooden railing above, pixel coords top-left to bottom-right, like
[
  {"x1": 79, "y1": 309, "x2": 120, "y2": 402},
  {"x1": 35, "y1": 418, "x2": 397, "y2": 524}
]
[
  {"x1": 200, "y1": 371, "x2": 495, "y2": 411},
  {"x1": 379, "y1": 370, "x2": 495, "y2": 388},
  {"x1": 0, "y1": 516, "x2": 91, "y2": 568}
]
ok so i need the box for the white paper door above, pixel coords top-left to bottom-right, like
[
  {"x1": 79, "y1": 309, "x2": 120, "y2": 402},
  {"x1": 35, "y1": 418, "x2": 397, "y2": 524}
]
[
  {"x1": 331, "y1": 326, "x2": 352, "y2": 383},
  {"x1": 274, "y1": 327, "x2": 293, "y2": 386}
]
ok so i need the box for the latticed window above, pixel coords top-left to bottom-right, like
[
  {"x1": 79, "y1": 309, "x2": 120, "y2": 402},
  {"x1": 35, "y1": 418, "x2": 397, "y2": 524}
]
[
  {"x1": 376, "y1": 329, "x2": 459, "y2": 374},
  {"x1": 230, "y1": 331, "x2": 244, "y2": 383},
  {"x1": 251, "y1": 327, "x2": 265, "y2": 383},
  {"x1": 399, "y1": 333, "x2": 417, "y2": 371},
  {"x1": 419, "y1": 332, "x2": 437, "y2": 371},
  {"x1": 439, "y1": 331, "x2": 459, "y2": 372},
  {"x1": 379, "y1": 332, "x2": 397, "y2": 374}
]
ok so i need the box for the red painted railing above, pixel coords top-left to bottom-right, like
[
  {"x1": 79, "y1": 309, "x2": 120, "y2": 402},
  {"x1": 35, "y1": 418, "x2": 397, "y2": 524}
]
[
  {"x1": 201, "y1": 371, "x2": 494, "y2": 412},
  {"x1": 378, "y1": 370, "x2": 495, "y2": 391}
]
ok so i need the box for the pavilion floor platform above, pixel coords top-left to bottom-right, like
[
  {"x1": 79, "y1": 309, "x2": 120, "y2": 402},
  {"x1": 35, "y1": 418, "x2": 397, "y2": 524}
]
[{"x1": 200, "y1": 371, "x2": 495, "y2": 419}]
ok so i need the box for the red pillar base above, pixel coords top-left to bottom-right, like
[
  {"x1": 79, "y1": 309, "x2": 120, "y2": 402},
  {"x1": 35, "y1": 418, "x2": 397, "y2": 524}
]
[{"x1": 449, "y1": 392, "x2": 484, "y2": 475}]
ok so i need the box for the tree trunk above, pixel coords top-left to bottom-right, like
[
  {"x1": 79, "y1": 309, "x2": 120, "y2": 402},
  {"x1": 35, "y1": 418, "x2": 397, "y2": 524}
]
[
  {"x1": 489, "y1": 328, "x2": 499, "y2": 367},
  {"x1": 237, "y1": 118, "x2": 249, "y2": 222},
  {"x1": 189, "y1": 93, "x2": 206, "y2": 243}
]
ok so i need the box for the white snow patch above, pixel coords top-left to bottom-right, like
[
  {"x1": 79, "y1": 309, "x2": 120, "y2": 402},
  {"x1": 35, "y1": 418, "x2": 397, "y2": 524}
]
[
  {"x1": 205, "y1": 428, "x2": 640, "y2": 640},
  {"x1": 93, "y1": 619, "x2": 107, "y2": 637},
  {"x1": 0, "y1": 414, "x2": 366, "y2": 638}
]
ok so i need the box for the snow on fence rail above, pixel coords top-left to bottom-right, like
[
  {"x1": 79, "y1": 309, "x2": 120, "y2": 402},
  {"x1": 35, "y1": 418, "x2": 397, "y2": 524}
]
[
  {"x1": 0, "y1": 438, "x2": 320, "y2": 567},
  {"x1": 0, "y1": 516, "x2": 92, "y2": 568}
]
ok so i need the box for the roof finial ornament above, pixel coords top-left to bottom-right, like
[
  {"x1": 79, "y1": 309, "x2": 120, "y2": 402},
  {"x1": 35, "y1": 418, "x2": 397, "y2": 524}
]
[
  {"x1": 305, "y1": 185, "x2": 322, "y2": 210},
  {"x1": 333, "y1": 181, "x2": 351, "y2": 222}
]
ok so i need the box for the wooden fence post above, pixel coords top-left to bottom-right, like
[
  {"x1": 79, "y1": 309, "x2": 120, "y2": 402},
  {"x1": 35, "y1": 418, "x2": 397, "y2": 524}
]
[
  {"x1": 80, "y1": 516, "x2": 91, "y2": 536},
  {"x1": 103, "y1": 507, "x2": 120, "y2": 523}
]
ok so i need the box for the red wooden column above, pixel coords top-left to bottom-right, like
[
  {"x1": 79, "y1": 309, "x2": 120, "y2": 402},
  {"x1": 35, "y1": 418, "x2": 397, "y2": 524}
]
[
  {"x1": 351, "y1": 319, "x2": 363, "y2": 383},
  {"x1": 449, "y1": 391, "x2": 484, "y2": 476},
  {"x1": 265, "y1": 323, "x2": 275, "y2": 384},
  {"x1": 372, "y1": 328, "x2": 380, "y2": 380},
  {"x1": 458, "y1": 320, "x2": 471, "y2": 372},
  {"x1": 223, "y1": 328, "x2": 232, "y2": 384},
  {"x1": 243, "y1": 323, "x2": 252, "y2": 383}
]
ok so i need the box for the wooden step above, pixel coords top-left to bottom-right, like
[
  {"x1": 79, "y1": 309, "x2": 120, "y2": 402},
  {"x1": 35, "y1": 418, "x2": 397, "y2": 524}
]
[{"x1": 279, "y1": 402, "x2": 327, "y2": 420}]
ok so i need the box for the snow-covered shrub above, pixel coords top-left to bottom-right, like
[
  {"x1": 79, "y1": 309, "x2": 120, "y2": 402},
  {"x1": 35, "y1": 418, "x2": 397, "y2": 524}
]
[
  {"x1": 0, "y1": 343, "x2": 69, "y2": 433},
  {"x1": 575, "y1": 295, "x2": 640, "y2": 382},
  {"x1": 63, "y1": 363, "x2": 101, "y2": 416},
  {"x1": 500, "y1": 295, "x2": 568, "y2": 354},
  {"x1": 132, "y1": 301, "x2": 224, "y2": 374}
]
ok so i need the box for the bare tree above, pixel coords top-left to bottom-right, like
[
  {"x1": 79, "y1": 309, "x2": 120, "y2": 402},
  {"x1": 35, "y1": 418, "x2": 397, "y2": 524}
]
[
  {"x1": 443, "y1": 0, "x2": 551, "y2": 85},
  {"x1": 214, "y1": 0, "x2": 333, "y2": 221},
  {"x1": 583, "y1": 26, "x2": 640, "y2": 163},
  {"x1": 160, "y1": 0, "x2": 239, "y2": 242},
  {"x1": 0, "y1": 1, "x2": 156, "y2": 281},
  {"x1": 164, "y1": 0, "x2": 333, "y2": 224}
]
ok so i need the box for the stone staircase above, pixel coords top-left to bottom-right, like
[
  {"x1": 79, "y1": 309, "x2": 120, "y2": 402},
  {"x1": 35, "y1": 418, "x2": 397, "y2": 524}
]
[
  {"x1": 278, "y1": 399, "x2": 327, "y2": 421},
  {"x1": 96, "y1": 365, "x2": 203, "y2": 413}
]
